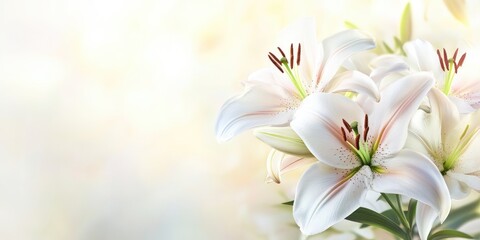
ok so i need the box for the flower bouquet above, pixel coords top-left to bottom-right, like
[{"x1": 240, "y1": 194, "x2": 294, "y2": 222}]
[{"x1": 216, "y1": 2, "x2": 480, "y2": 240}]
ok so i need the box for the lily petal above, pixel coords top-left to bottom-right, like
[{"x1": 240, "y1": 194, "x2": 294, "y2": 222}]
[
  {"x1": 444, "y1": 174, "x2": 470, "y2": 199},
  {"x1": 215, "y1": 82, "x2": 297, "y2": 142},
  {"x1": 448, "y1": 171, "x2": 480, "y2": 192},
  {"x1": 324, "y1": 70, "x2": 380, "y2": 101},
  {"x1": 291, "y1": 93, "x2": 365, "y2": 169},
  {"x1": 294, "y1": 163, "x2": 369, "y2": 235},
  {"x1": 403, "y1": 40, "x2": 443, "y2": 76},
  {"x1": 254, "y1": 127, "x2": 311, "y2": 156},
  {"x1": 416, "y1": 203, "x2": 438, "y2": 240},
  {"x1": 265, "y1": 149, "x2": 316, "y2": 184},
  {"x1": 275, "y1": 17, "x2": 319, "y2": 85},
  {"x1": 369, "y1": 55, "x2": 410, "y2": 86},
  {"x1": 372, "y1": 149, "x2": 451, "y2": 222},
  {"x1": 316, "y1": 30, "x2": 376, "y2": 91},
  {"x1": 370, "y1": 72, "x2": 434, "y2": 153}
]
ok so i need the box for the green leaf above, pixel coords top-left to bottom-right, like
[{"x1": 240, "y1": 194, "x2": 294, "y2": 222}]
[
  {"x1": 344, "y1": 20, "x2": 359, "y2": 29},
  {"x1": 440, "y1": 198, "x2": 480, "y2": 230},
  {"x1": 381, "y1": 209, "x2": 401, "y2": 225},
  {"x1": 443, "y1": 0, "x2": 468, "y2": 25},
  {"x1": 346, "y1": 207, "x2": 407, "y2": 239},
  {"x1": 282, "y1": 200, "x2": 294, "y2": 206},
  {"x1": 407, "y1": 199, "x2": 417, "y2": 226},
  {"x1": 400, "y1": 2, "x2": 412, "y2": 42},
  {"x1": 428, "y1": 229, "x2": 473, "y2": 240}
]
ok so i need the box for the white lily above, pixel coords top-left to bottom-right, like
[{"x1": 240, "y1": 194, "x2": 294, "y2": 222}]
[
  {"x1": 376, "y1": 39, "x2": 479, "y2": 113},
  {"x1": 215, "y1": 18, "x2": 379, "y2": 141},
  {"x1": 406, "y1": 87, "x2": 480, "y2": 239},
  {"x1": 289, "y1": 72, "x2": 450, "y2": 237}
]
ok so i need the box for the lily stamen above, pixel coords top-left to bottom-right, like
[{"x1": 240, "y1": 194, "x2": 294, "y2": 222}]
[{"x1": 437, "y1": 48, "x2": 467, "y2": 95}]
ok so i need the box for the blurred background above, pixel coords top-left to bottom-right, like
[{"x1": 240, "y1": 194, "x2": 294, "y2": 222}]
[{"x1": 0, "y1": 0, "x2": 479, "y2": 239}]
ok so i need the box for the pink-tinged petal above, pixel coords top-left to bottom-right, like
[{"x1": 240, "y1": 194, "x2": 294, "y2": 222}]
[
  {"x1": 444, "y1": 174, "x2": 470, "y2": 199},
  {"x1": 448, "y1": 95, "x2": 476, "y2": 113},
  {"x1": 416, "y1": 203, "x2": 439, "y2": 240},
  {"x1": 372, "y1": 150, "x2": 451, "y2": 222},
  {"x1": 316, "y1": 30, "x2": 375, "y2": 91},
  {"x1": 265, "y1": 149, "x2": 315, "y2": 184},
  {"x1": 448, "y1": 171, "x2": 480, "y2": 192},
  {"x1": 254, "y1": 127, "x2": 311, "y2": 156},
  {"x1": 370, "y1": 72, "x2": 434, "y2": 153},
  {"x1": 451, "y1": 77, "x2": 480, "y2": 112},
  {"x1": 324, "y1": 70, "x2": 380, "y2": 101},
  {"x1": 293, "y1": 163, "x2": 370, "y2": 235},
  {"x1": 291, "y1": 93, "x2": 365, "y2": 169},
  {"x1": 215, "y1": 83, "x2": 297, "y2": 142}
]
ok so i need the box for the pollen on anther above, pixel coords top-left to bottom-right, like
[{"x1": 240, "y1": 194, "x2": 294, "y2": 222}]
[
  {"x1": 342, "y1": 119, "x2": 352, "y2": 132},
  {"x1": 443, "y1": 48, "x2": 449, "y2": 71},
  {"x1": 437, "y1": 49, "x2": 445, "y2": 71},
  {"x1": 364, "y1": 127, "x2": 369, "y2": 142},
  {"x1": 341, "y1": 127, "x2": 347, "y2": 141},
  {"x1": 277, "y1": 47, "x2": 286, "y2": 58},
  {"x1": 453, "y1": 48, "x2": 459, "y2": 62},
  {"x1": 297, "y1": 43, "x2": 301, "y2": 66},
  {"x1": 355, "y1": 135, "x2": 360, "y2": 149},
  {"x1": 290, "y1": 43, "x2": 294, "y2": 69},
  {"x1": 268, "y1": 54, "x2": 284, "y2": 73},
  {"x1": 458, "y1": 53, "x2": 467, "y2": 67}
]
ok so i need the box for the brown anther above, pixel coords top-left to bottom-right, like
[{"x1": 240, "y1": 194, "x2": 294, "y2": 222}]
[
  {"x1": 453, "y1": 48, "x2": 459, "y2": 62},
  {"x1": 454, "y1": 62, "x2": 458, "y2": 74},
  {"x1": 341, "y1": 127, "x2": 347, "y2": 141},
  {"x1": 342, "y1": 119, "x2": 352, "y2": 132},
  {"x1": 363, "y1": 127, "x2": 369, "y2": 142},
  {"x1": 364, "y1": 114, "x2": 369, "y2": 129},
  {"x1": 443, "y1": 48, "x2": 449, "y2": 71},
  {"x1": 355, "y1": 135, "x2": 360, "y2": 149},
  {"x1": 290, "y1": 43, "x2": 294, "y2": 69},
  {"x1": 458, "y1": 53, "x2": 466, "y2": 67},
  {"x1": 268, "y1": 54, "x2": 284, "y2": 73},
  {"x1": 297, "y1": 43, "x2": 301, "y2": 66},
  {"x1": 277, "y1": 47, "x2": 286, "y2": 58},
  {"x1": 437, "y1": 49, "x2": 445, "y2": 71}
]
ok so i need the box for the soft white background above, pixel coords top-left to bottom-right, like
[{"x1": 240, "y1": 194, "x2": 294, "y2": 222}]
[{"x1": 0, "y1": 0, "x2": 479, "y2": 239}]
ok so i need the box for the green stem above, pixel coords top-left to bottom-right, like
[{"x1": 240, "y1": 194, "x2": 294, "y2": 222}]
[
  {"x1": 381, "y1": 193, "x2": 412, "y2": 240},
  {"x1": 442, "y1": 61, "x2": 455, "y2": 95}
]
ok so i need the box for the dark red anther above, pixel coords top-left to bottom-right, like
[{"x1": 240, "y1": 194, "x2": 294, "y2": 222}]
[
  {"x1": 453, "y1": 48, "x2": 459, "y2": 62},
  {"x1": 290, "y1": 43, "x2": 294, "y2": 69},
  {"x1": 342, "y1": 119, "x2": 352, "y2": 133},
  {"x1": 458, "y1": 53, "x2": 466, "y2": 67},
  {"x1": 443, "y1": 48, "x2": 449, "y2": 71},
  {"x1": 268, "y1": 54, "x2": 284, "y2": 73},
  {"x1": 364, "y1": 127, "x2": 369, "y2": 142},
  {"x1": 454, "y1": 62, "x2": 458, "y2": 74},
  {"x1": 277, "y1": 47, "x2": 286, "y2": 58},
  {"x1": 364, "y1": 114, "x2": 369, "y2": 129},
  {"x1": 341, "y1": 127, "x2": 347, "y2": 141},
  {"x1": 297, "y1": 43, "x2": 301, "y2": 66},
  {"x1": 437, "y1": 49, "x2": 445, "y2": 71},
  {"x1": 355, "y1": 135, "x2": 360, "y2": 149}
]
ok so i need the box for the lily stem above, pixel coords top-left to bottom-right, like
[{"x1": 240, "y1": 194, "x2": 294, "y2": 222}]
[{"x1": 381, "y1": 193, "x2": 412, "y2": 240}]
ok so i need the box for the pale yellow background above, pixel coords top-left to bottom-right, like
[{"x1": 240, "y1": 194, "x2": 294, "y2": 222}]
[{"x1": 0, "y1": 0, "x2": 479, "y2": 239}]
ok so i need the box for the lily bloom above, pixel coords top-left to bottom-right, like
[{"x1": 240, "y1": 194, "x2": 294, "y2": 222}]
[
  {"x1": 215, "y1": 18, "x2": 379, "y2": 142},
  {"x1": 289, "y1": 72, "x2": 450, "y2": 237},
  {"x1": 375, "y1": 39, "x2": 479, "y2": 113},
  {"x1": 406, "y1": 88, "x2": 480, "y2": 239}
]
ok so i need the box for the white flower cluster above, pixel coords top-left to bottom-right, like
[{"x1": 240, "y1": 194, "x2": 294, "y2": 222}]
[{"x1": 215, "y1": 12, "x2": 480, "y2": 240}]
